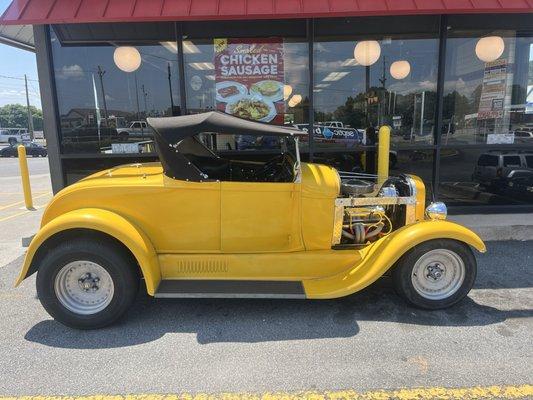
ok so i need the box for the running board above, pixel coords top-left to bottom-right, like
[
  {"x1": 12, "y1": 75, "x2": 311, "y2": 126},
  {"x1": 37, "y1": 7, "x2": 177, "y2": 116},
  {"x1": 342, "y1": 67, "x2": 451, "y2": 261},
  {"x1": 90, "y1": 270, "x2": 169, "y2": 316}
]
[{"x1": 154, "y1": 279, "x2": 306, "y2": 299}]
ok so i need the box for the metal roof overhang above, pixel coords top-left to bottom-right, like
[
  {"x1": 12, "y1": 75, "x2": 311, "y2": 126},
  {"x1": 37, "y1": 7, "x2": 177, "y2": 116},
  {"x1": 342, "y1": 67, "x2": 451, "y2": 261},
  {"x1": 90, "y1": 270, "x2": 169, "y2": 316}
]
[
  {"x1": 0, "y1": 24, "x2": 33, "y2": 51},
  {"x1": 0, "y1": 0, "x2": 532, "y2": 26}
]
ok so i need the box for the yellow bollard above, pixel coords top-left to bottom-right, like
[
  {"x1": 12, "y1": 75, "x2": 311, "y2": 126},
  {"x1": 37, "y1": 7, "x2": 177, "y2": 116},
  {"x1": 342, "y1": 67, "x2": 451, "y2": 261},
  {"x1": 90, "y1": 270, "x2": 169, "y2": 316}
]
[
  {"x1": 17, "y1": 144, "x2": 34, "y2": 210},
  {"x1": 377, "y1": 125, "x2": 391, "y2": 187}
]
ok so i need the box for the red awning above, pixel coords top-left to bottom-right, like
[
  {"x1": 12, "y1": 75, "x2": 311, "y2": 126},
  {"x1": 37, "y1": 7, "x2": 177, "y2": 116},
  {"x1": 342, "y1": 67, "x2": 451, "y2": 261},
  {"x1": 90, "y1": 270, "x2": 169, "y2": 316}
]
[{"x1": 1, "y1": 0, "x2": 532, "y2": 25}]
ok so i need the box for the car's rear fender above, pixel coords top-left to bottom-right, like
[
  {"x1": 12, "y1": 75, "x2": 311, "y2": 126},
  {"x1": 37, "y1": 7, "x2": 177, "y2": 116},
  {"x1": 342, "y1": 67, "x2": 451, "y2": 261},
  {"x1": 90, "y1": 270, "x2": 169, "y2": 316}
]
[
  {"x1": 16, "y1": 208, "x2": 161, "y2": 295},
  {"x1": 303, "y1": 220, "x2": 486, "y2": 299}
]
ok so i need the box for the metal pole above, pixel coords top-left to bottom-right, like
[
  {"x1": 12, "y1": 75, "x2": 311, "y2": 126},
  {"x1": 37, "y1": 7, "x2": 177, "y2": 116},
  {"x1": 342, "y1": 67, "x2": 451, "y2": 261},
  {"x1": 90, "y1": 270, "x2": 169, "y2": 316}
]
[
  {"x1": 420, "y1": 90, "x2": 425, "y2": 136},
  {"x1": 97, "y1": 66, "x2": 109, "y2": 126},
  {"x1": 307, "y1": 18, "x2": 315, "y2": 162},
  {"x1": 167, "y1": 63, "x2": 175, "y2": 116},
  {"x1": 24, "y1": 74, "x2": 34, "y2": 141},
  {"x1": 134, "y1": 73, "x2": 140, "y2": 120},
  {"x1": 18, "y1": 145, "x2": 33, "y2": 209},
  {"x1": 176, "y1": 23, "x2": 187, "y2": 115}
]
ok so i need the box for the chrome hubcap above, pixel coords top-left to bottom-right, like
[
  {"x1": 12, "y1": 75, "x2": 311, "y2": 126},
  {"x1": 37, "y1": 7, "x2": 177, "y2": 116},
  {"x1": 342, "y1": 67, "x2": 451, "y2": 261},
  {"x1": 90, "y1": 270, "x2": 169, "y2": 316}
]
[
  {"x1": 411, "y1": 249, "x2": 466, "y2": 300},
  {"x1": 54, "y1": 261, "x2": 114, "y2": 315}
]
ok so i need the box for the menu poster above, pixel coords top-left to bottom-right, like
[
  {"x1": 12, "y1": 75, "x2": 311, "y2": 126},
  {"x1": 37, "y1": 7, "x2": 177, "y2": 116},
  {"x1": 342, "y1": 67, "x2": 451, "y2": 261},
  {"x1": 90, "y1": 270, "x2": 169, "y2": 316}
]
[{"x1": 214, "y1": 38, "x2": 285, "y2": 124}]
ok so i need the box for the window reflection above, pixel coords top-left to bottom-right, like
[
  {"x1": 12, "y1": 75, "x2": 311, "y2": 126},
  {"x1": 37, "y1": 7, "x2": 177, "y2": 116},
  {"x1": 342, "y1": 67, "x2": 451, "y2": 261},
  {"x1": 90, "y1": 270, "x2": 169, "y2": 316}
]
[
  {"x1": 439, "y1": 148, "x2": 533, "y2": 205},
  {"x1": 313, "y1": 35, "x2": 439, "y2": 148},
  {"x1": 443, "y1": 30, "x2": 533, "y2": 145},
  {"x1": 51, "y1": 26, "x2": 180, "y2": 154}
]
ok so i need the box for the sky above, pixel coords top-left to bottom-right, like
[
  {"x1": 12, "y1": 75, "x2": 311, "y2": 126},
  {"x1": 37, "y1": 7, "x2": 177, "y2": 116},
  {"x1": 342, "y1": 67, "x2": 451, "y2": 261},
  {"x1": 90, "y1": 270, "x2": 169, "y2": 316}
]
[{"x1": 0, "y1": 0, "x2": 40, "y2": 108}]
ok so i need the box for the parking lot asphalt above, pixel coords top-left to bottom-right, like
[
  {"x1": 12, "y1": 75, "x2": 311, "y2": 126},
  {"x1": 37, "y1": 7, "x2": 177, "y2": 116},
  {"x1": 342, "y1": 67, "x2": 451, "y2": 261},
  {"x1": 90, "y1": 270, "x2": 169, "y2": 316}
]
[
  {"x1": 0, "y1": 240, "x2": 531, "y2": 396},
  {"x1": 0, "y1": 157, "x2": 52, "y2": 267}
]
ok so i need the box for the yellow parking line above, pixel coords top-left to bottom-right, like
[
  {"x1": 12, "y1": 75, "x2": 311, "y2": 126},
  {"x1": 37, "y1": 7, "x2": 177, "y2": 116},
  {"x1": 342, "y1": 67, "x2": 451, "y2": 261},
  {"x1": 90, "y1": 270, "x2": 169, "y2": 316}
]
[
  {"x1": 0, "y1": 192, "x2": 51, "y2": 211},
  {"x1": 0, "y1": 191, "x2": 50, "y2": 195},
  {"x1": 0, "y1": 203, "x2": 47, "y2": 223},
  {"x1": 0, "y1": 386, "x2": 532, "y2": 400}
]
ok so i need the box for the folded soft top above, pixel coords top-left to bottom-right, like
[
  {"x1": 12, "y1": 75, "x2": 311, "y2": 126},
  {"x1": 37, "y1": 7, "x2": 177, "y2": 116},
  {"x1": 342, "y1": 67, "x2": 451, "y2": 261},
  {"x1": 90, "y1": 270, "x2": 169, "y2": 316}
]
[
  {"x1": 147, "y1": 111, "x2": 304, "y2": 144},
  {"x1": 147, "y1": 111, "x2": 303, "y2": 182}
]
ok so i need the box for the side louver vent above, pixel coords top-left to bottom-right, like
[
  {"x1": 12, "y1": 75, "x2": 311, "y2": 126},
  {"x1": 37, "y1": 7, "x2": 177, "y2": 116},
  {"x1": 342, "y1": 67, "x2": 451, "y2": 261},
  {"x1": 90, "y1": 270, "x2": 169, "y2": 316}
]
[{"x1": 176, "y1": 260, "x2": 228, "y2": 274}]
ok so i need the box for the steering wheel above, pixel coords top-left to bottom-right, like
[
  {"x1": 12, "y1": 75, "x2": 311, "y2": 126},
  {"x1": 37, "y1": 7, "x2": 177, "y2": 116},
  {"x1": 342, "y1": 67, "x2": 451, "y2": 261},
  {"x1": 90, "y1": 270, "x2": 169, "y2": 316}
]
[{"x1": 256, "y1": 154, "x2": 292, "y2": 182}]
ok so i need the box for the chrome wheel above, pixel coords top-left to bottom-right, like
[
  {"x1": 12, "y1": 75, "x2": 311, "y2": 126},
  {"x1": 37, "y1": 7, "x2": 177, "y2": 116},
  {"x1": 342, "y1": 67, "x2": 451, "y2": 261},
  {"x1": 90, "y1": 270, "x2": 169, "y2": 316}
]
[
  {"x1": 411, "y1": 249, "x2": 466, "y2": 300},
  {"x1": 54, "y1": 261, "x2": 114, "y2": 315}
]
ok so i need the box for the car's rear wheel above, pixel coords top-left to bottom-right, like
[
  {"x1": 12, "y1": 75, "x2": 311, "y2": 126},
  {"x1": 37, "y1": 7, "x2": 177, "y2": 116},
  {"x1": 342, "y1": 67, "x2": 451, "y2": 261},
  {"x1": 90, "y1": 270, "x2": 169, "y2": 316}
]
[
  {"x1": 392, "y1": 239, "x2": 476, "y2": 309},
  {"x1": 36, "y1": 239, "x2": 139, "y2": 329}
]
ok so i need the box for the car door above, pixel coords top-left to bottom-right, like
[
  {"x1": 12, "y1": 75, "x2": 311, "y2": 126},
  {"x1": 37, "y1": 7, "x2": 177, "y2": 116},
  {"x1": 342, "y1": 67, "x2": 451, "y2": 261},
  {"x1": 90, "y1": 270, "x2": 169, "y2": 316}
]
[{"x1": 220, "y1": 180, "x2": 303, "y2": 253}]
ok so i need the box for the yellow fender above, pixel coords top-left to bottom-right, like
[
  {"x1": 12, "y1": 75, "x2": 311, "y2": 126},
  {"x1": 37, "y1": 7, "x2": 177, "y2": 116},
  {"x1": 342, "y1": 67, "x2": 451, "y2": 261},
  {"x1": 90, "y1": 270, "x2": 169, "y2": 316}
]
[
  {"x1": 303, "y1": 220, "x2": 486, "y2": 299},
  {"x1": 15, "y1": 208, "x2": 161, "y2": 295}
]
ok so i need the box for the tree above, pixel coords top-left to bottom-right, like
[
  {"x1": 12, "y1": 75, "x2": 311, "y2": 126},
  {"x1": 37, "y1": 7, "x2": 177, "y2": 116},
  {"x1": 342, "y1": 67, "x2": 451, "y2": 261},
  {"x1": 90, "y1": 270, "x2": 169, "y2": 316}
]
[{"x1": 0, "y1": 103, "x2": 43, "y2": 131}]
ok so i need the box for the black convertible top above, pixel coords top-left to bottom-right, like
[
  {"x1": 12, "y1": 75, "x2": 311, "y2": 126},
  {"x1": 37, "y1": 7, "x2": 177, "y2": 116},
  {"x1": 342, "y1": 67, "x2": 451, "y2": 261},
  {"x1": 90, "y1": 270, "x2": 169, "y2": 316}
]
[
  {"x1": 147, "y1": 111, "x2": 303, "y2": 181},
  {"x1": 147, "y1": 111, "x2": 304, "y2": 142}
]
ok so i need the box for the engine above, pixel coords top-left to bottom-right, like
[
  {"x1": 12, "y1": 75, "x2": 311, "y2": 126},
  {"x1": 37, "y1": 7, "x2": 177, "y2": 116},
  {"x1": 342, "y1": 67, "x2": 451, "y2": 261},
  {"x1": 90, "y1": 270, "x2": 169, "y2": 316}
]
[{"x1": 334, "y1": 174, "x2": 416, "y2": 246}]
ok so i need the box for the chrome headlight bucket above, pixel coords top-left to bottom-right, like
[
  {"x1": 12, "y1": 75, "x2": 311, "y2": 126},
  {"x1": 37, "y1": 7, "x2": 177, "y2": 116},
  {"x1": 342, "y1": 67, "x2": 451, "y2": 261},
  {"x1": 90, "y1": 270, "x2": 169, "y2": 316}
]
[{"x1": 425, "y1": 202, "x2": 447, "y2": 220}]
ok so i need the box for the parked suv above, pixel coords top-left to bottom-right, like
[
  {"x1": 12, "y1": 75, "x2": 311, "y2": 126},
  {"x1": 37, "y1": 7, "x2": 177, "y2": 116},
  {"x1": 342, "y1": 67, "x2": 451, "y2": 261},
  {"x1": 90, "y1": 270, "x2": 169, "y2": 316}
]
[{"x1": 473, "y1": 151, "x2": 533, "y2": 187}]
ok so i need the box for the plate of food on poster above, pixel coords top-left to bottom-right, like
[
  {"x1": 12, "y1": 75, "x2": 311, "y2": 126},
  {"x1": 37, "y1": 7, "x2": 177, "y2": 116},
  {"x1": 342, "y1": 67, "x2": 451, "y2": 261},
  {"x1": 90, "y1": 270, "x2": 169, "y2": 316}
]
[
  {"x1": 249, "y1": 80, "x2": 284, "y2": 102},
  {"x1": 215, "y1": 81, "x2": 248, "y2": 103},
  {"x1": 225, "y1": 95, "x2": 277, "y2": 123}
]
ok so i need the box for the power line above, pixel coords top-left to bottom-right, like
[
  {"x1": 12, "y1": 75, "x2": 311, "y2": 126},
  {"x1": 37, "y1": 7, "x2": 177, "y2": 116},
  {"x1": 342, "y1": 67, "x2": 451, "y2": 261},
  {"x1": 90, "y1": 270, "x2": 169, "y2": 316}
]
[{"x1": 0, "y1": 74, "x2": 39, "y2": 82}]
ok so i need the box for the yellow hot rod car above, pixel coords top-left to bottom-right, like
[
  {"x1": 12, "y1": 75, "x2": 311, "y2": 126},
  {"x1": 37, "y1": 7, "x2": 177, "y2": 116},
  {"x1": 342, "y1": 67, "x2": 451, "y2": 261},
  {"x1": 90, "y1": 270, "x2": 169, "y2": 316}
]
[{"x1": 16, "y1": 112, "x2": 485, "y2": 329}]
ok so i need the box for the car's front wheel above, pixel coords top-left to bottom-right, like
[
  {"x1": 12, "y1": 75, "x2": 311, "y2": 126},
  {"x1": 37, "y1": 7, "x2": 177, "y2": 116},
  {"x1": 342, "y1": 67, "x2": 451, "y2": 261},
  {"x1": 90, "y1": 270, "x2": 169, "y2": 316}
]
[
  {"x1": 36, "y1": 238, "x2": 139, "y2": 329},
  {"x1": 392, "y1": 239, "x2": 476, "y2": 309}
]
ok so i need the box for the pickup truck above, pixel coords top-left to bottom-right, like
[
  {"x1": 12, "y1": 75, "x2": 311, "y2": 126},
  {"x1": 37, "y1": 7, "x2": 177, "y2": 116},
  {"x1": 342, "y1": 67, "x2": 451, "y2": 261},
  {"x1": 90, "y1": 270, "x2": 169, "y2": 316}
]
[
  {"x1": 116, "y1": 121, "x2": 153, "y2": 138},
  {"x1": 0, "y1": 128, "x2": 30, "y2": 145}
]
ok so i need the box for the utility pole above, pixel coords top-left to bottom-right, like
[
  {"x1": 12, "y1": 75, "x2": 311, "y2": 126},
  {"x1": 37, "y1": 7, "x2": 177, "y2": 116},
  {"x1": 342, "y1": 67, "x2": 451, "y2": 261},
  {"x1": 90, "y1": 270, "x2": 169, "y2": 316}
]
[
  {"x1": 24, "y1": 74, "x2": 34, "y2": 140},
  {"x1": 97, "y1": 66, "x2": 109, "y2": 126},
  {"x1": 167, "y1": 63, "x2": 175, "y2": 116},
  {"x1": 141, "y1": 84, "x2": 148, "y2": 114}
]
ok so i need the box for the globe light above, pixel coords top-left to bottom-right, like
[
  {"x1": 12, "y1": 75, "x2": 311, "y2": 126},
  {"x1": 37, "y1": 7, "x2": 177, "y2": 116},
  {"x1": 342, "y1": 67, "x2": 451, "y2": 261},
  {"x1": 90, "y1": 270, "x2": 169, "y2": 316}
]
[
  {"x1": 283, "y1": 84, "x2": 293, "y2": 101},
  {"x1": 390, "y1": 60, "x2": 411, "y2": 80},
  {"x1": 353, "y1": 40, "x2": 381, "y2": 67},
  {"x1": 113, "y1": 46, "x2": 142, "y2": 72},
  {"x1": 288, "y1": 94, "x2": 302, "y2": 108},
  {"x1": 475, "y1": 36, "x2": 505, "y2": 63}
]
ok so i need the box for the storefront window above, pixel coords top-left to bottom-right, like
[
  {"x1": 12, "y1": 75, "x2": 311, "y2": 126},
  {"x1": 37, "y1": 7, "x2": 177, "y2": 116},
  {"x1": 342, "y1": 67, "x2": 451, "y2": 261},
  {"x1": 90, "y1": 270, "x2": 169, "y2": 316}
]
[
  {"x1": 442, "y1": 17, "x2": 533, "y2": 146},
  {"x1": 438, "y1": 15, "x2": 533, "y2": 206},
  {"x1": 50, "y1": 23, "x2": 180, "y2": 154},
  {"x1": 313, "y1": 17, "x2": 440, "y2": 152}
]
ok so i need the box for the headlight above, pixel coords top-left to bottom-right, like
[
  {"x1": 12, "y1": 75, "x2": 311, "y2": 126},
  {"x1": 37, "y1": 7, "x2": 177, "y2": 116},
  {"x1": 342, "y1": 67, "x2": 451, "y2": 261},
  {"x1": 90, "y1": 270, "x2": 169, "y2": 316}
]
[{"x1": 425, "y1": 202, "x2": 447, "y2": 220}]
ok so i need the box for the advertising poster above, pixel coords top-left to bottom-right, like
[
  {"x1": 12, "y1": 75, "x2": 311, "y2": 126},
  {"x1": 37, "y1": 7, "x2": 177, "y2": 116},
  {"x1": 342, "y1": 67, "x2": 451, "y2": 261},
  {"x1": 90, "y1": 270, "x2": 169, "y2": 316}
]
[
  {"x1": 477, "y1": 59, "x2": 508, "y2": 120},
  {"x1": 214, "y1": 38, "x2": 285, "y2": 124}
]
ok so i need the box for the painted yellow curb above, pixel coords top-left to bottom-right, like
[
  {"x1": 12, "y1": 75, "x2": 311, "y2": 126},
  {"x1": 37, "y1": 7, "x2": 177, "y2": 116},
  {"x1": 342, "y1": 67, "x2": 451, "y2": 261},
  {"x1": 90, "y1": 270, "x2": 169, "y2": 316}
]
[{"x1": 1, "y1": 385, "x2": 533, "y2": 400}]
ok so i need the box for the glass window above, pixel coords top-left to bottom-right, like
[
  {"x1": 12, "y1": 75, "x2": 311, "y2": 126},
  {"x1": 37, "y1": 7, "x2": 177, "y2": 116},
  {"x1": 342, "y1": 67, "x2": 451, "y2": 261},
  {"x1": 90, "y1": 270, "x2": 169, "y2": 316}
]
[
  {"x1": 183, "y1": 35, "x2": 309, "y2": 127},
  {"x1": 50, "y1": 23, "x2": 180, "y2": 154},
  {"x1": 477, "y1": 154, "x2": 498, "y2": 166},
  {"x1": 503, "y1": 155, "x2": 521, "y2": 166},
  {"x1": 313, "y1": 17, "x2": 440, "y2": 152},
  {"x1": 442, "y1": 16, "x2": 533, "y2": 146},
  {"x1": 525, "y1": 155, "x2": 533, "y2": 167}
]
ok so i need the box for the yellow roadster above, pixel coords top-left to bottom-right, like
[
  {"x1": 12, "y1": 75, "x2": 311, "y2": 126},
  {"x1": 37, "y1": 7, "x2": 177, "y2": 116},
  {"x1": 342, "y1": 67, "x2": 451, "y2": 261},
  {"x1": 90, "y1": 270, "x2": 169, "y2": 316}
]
[{"x1": 16, "y1": 112, "x2": 485, "y2": 329}]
